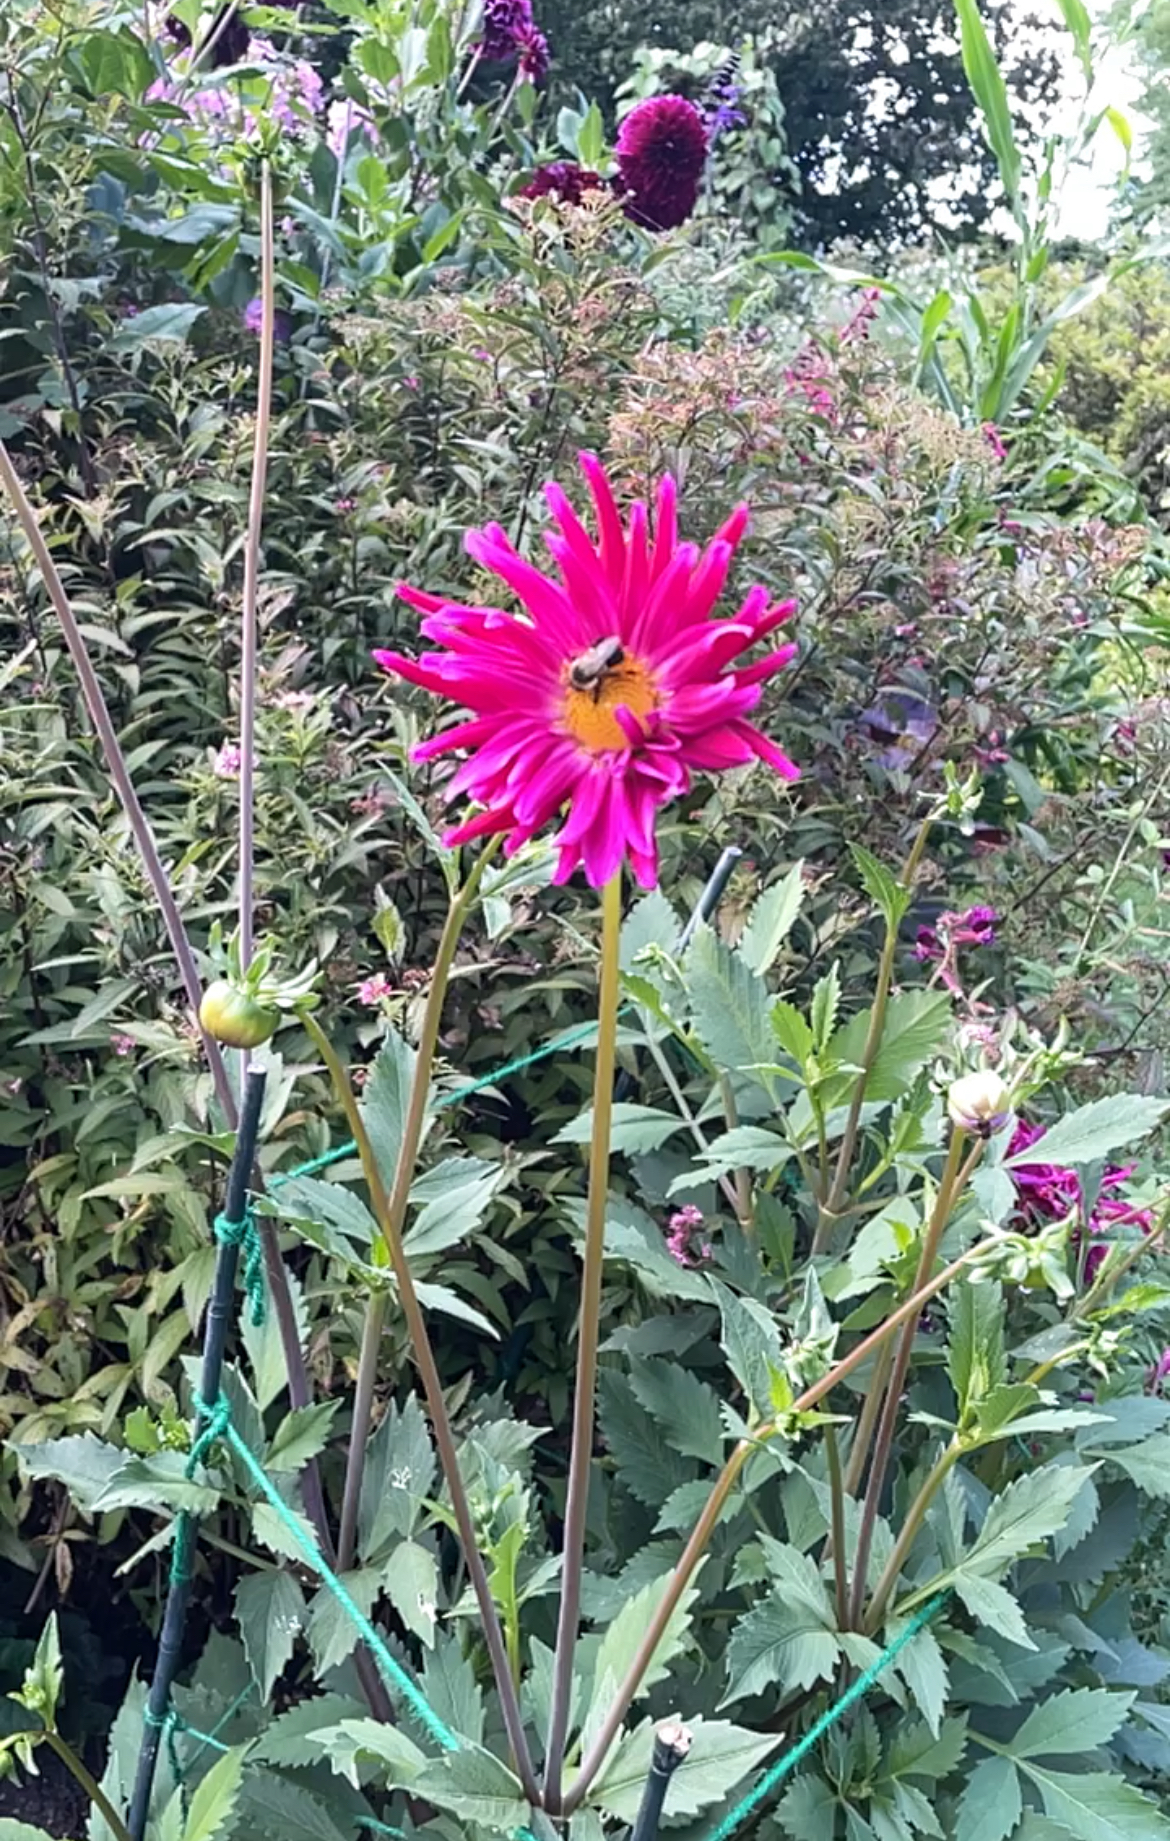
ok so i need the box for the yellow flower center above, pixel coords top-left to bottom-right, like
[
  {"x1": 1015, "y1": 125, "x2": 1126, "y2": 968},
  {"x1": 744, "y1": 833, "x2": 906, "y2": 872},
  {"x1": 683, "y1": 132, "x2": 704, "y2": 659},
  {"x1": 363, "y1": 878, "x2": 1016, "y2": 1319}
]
[{"x1": 561, "y1": 650, "x2": 658, "y2": 752}]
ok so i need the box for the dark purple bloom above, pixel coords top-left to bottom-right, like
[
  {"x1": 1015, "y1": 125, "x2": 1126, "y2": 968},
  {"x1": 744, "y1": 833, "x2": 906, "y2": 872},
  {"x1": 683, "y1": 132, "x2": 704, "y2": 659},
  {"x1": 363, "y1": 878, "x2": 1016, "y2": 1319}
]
[
  {"x1": 520, "y1": 162, "x2": 605, "y2": 204},
  {"x1": 616, "y1": 95, "x2": 708, "y2": 232},
  {"x1": 479, "y1": 0, "x2": 546, "y2": 67},
  {"x1": 242, "y1": 297, "x2": 292, "y2": 342},
  {"x1": 859, "y1": 688, "x2": 937, "y2": 771},
  {"x1": 516, "y1": 19, "x2": 549, "y2": 79}
]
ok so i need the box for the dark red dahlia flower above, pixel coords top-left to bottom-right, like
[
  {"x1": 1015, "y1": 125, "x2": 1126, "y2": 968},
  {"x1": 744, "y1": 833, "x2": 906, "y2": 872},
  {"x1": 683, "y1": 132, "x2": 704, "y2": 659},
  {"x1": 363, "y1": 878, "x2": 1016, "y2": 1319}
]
[
  {"x1": 520, "y1": 162, "x2": 606, "y2": 205},
  {"x1": 615, "y1": 95, "x2": 708, "y2": 231}
]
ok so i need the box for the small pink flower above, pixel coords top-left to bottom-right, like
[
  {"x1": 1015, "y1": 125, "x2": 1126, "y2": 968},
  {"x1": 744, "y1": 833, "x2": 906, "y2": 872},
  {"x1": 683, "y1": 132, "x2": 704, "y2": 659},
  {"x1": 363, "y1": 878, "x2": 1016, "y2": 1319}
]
[
  {"x1": 982, "y1": 421, "x2": 1008, "y2": 463},
  {"x1": 334, "y1": 496, "x2": 357, "y2": 514},
  {"x1": 666, "y1": 1204, "x2": 707, "y2": 1266},
  {"x1": 213, "y1": 741, "x2": 242, "y2": 778},
  {"x1": 110, "y1": 1032, "x2": 136, "y2": 1057},
  {"x1": 357, "y1": 973, "x2": 395, "y2": 1005},
  {"x1": 1149, "y1": 1348, "x2": 1170, "y2": 1393}
]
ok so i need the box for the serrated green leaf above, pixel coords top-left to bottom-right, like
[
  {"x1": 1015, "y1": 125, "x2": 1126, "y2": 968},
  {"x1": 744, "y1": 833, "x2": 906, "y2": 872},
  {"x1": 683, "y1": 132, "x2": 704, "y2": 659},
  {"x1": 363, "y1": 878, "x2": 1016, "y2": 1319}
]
[
  {"x1": 359, "y1": 1391, "x2": 436, "y2": 1559},
  {"x1": 778, "y1": 1774, "x2": 838, "y2": 1839},
  {"x1": 306, "y1": 1570, "x2": 380, "y2": 1672},
  {"x1": 0, "y1": 1824, "x2": 57, "y2": 1840},
  {"x1": 412, "y1": 1745, "x2": 527, "y2": 1828},
  {"x1": 412, "y1": 1280, "x2": 499, "y2": 1339},
  {"x1": 891, "y1": 1621, "x2": 948, "y2": 1736},
  {"x1": 627, "y1": 1358, "x2": 724, "y2": 1464},
  {"x1": 382, "y1": 1539, "x2": 438, "y2": 1648},
  {"x1": 886, "y1": 1714, "x2": 969, "y2": 1780},
  {"x1": 360, "y1": 1031, "x2": 421, "y2": 1192},
  {"x1": 810, "y1": 961, "x2": 841, "y2": 1051},
  {"x1": 772, "y1": 998, "x2": 816, "y2": 1067},
  {"x1": 597, "y1": 1369, "x2": 695, "y2": 1508},
  {"x1": 11, "y1": 1434, "x2": 122, "y2": 1515},
  {"x1": 591, "y1": 1717, "x2": 778, "y2": 1821},
  {"x1": 182, "y1": 1745, "x2": 246, "y2": 1841},
  {"x1": 1009, "y1": 1687, "x2": 1135, "y2": 1758},
  {"x1": 826, "y1": 990, "x2": 953, "y2": 1107},
  {"x1": 271, "y1": 1175, "x2": 377, "y2": 1251},
  {"x1": 93, "y1": 1453, "x2": 220, "y2": 1517},
  {"x1": 1006, "y1": 1096, "x2": 1169, "y2": 1169},
  {"x1": 1020, "y1": 1764, "x2": 1170, "y2": 1840},
  {"x1": 406, "y1": 1156, "x2": 505, "y2": 1256},
  {"x1": 308, "y1": 1717, "x2": 427, "y2": 1787},
  {"x1": 251, "y1": 1498, "x2": 319, "y2": 1565},
  {"x1": 243, "y1": 1266, "x2": 308, "y2": 1411},
  {"x1": 422, "y1": 1631, "x2": 485, "y2": 1746},
  {"x1": 948, "y1": 1279, "x2": 1006, "y2": 1417},
  {"x1": 235, "y1": 1570, "x2": 305, "y2": 1701},
  {"x1": 233, "y1": 1770, "x2": 355, "y2": 1841},
  {"x1": 962, "y1": 1464, "x2": 1094, "y2": 1577},
  {"x1": 950, "y1": 1575, "x2": 1034, "y2": 1649},
  {"x1": 1108, "y1": 1433, "x2": 1170, "y2": 1499},
  {"x1": 251, "y1": 1694, "x2": 364, "y2": 1766},
  {"x1": 739, "y1": 862, "x2": 806, "y2": 974},
  {"x1": 715, "y1": 1283, "x2": 785, "y2": 1418},
  {"x1": 675, "y1": 1125, "x2": 792, "y2": 1190},
  {"x1": 724, "y1": 1587, "x2": 838, "y2": 1701},
  {"x1": 266, "y1": 1401, "x2": 340, "y2": 1474},
  {"x1": 685, "y1": 924, "x2": 776, "y2": 1093},
  {"x1": 850, "y1": 843, "x2": 911, "y2": 928},
  {"x1": 584, "y1": 1570, "x2": 701, "y2": 1739},
  {"x1": 953, "y1": 1753, "x2": 1021, "y2": 1841}
]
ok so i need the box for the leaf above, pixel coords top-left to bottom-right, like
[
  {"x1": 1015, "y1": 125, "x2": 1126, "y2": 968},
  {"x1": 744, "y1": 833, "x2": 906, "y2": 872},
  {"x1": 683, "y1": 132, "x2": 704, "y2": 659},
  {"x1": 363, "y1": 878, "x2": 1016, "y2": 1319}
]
[
  {"x1": 585, "y1": 1571, "x2": 701, "y2": 1737},
  {"x1": 850, "y1": 844, "x2": 910, "y2": 929},
  {"x1": 891, "y1": 1621, "x2": 948, "y2": 1737},
  {"x1": 953, "y1": 1754, "x2": 1021, "y2": 1841},
  {"x1": 1020, "y1": 1764, "x2": 1170, "y2": 1841},
  {"x1": 407, "y1": 1156, "x2": 505, "y2": 1255},
  {"x1": 412, "y1": 1280, "x2": 499, "y2": 1338},
  {"x1": 961, "y1": 1464, "x2": 1094, "y2": 1577},
  {"x1": 1108, "y1": 1434, "x2": 1170, "y2": 1499},
  {"x1": 235, "y1": 1570, "x2": 305, "y2": 1701},
  {"x1": 771, "y1": 999, "x2": 816, "y2": 1068},
  {"x1": 951, "y1": 1575, "x2": 1034, "y2": 1649},
  {"x1": 627, "y1": 1358, "x2": 724, "y2": 1464},
  {"x1": 826, "y1": 991, "x2": 953, "y2": 1106},
  {"x1": 251, "y1": 1694, "x2": 364, "y2": 1766},
  {"x1": 182, "y1": 1746, "x2": 247, "y2": 1841},
  {"x1": 597, "y1": 1369, "x2": 698, "y2": 1509},
  {"x1": 93, "y1": 1453, "x2": 220, "y2": 1517},
  {"x1": 886, "y1": 1715, "x2": 969, "y2": 1780},
  {"x1": 0, "y1": 1825, "x2": 58, "y2": 1840},
  {"x1": 684, "y1": 924, "x2": 775, "y2": 1091},
  {"x1": 553, "y1": 1104, "x2": 686, "y2": 1156},
  {"x1": 243, "y1": 1267, "x2": 308, "y2": 1412},
  {"x1": 110, "y1": 303, "x2": 206, "y2": 350},
  {"x1": 309, "y1": 1718, "x2": 427, "y2": 1787},
  {"x1": 947, "y1": 1279, "x2": 1006, "y2": 1417},
  {"x1": 266, "y1": 1401, "x2": 340, "y2": 1474},
  {"x1": 739, "y1": 862, "x2": 806, "y2": 974},
  {"x1": 306, "y1": 1570, "x2": 380, "y2": 1672},
  {"x1": 360, "y1": 1031, "x2": 420, "y2": 1192},
  {"x1": 412, "y1": 1746, "x2": 528, "y2": 1828},
  {"x1": 272, "y1": 1177, "x2": 377, "y2": 1252},
  {"x1": 591, "y1": 1717, "x2": 778, "y2": 1821},
  {"x1": 810, "y1": 962, "x2": 841, "y2": 1051},
  {"x1": 954, "y1": 0, "x2": 1021, "y2": 203},
  {"x1": 11, "y1": 1434, "x2": 121, "y2": 1514},
  {"x1": 422, "y1": 1631, "x2": 485, "y2": 1746},
  {"x1": 1010, "y1": 1688, "x2": 1135, "y2": 1758},
  {"x1": 724, "y1": 1576, "x2": 838, "y2": 1702},
  {"x1": 1055, "y1": 0, "x2": 1092, "y2": 76},
  {"x1": 1006, "y1": 1096, "x2": 1169, "y2": 1169},
  {"x1": 778, "y1": 1774, "x2": 839, "y2": 1839},
  {"x1": 675, "y1": 1125, "x2": 792, "y2": 1189},
  {"x1": 715, "y1": 1283, "x2": 785, "y2": 1418},
  {"x1": 381, "y1": 1539, "x2": 438, "y2": 1648}
]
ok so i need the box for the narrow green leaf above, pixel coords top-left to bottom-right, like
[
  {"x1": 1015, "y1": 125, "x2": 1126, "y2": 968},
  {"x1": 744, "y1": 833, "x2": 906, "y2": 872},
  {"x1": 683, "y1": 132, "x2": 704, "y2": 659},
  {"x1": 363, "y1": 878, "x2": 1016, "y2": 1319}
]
[
  {"x1": 849, "y1": 844, "x2": 910, "y2": 929},
  {"x1": 182, "y1": 1746, "x2": 247, "y2": 1841},
  {"x1": 381, "y1": 1539, "x2": 439, "y2": 1648},
  {"x1": 954, "y1": 0, "x2": 1021, "y2": 203},
  {"x1": 359, "y1": 1392, "x2": 436, "y2": 1556},
  {"x1": 685, "y1": 924, "x2": 776, "y2": 1094},
  {"x1": 947, "y1": 1279, "x2": 1006, "y2": 1416},
  {"x1": 235, "y1": 1570, "x2": 305, "y2": 1701},
  {"x1": 266, "y1": 1401, "x2": 340, "y2": 1474},
  {"x1": 1006, "y1": 1095, "x2": 1168, "y2": 1169},
  {"x1": 553, "y1": 1104, "x2": 686, "y2": 1156},
  {"x1": 739, "y1": 862, "x2": 806, "y2": 974}
]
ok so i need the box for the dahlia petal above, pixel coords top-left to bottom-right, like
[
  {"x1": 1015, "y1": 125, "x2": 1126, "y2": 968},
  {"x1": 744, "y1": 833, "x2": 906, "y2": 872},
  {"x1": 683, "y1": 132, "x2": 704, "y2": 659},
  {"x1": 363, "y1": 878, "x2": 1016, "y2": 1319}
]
[
  {"x1": 677, "y1": 729, "x2": 758, "y2": 770},
  {"x1": 579, "y1": 451, "x2": 626, "y2": 588},
  {"x1": 412, "y1": 716, "x2": 500, "y2": 762},
  {"x1": 738, "y1": 724, "x2": 801, "y2": 781},
  {"x1": 626, "y1": 542, "x2": 702, "y2": 654},
  {"x1": 442, "y1": 804, "x2": 516, "y2": 846},
  {"x1": 466, "y1": 529, "x2": 589, "y2": 650},
  {"x1": 649, "y1": 472, "x2": 678, "y2": 582},
  {"x1": 620, "y1": 500, "x2": 650, "y2": 624},
  {"x1": 581, "y1": 778, "x2": 626, "y2": 887},
  {"x1": 396, "y1": 584, "x2": 448, "y2": 613},
  {"x1": 734, "y1": 644, "x2": 799, "y2": 687},
  {"x1": 658, "y1": 621, "x2": 757, "y2": 686}
]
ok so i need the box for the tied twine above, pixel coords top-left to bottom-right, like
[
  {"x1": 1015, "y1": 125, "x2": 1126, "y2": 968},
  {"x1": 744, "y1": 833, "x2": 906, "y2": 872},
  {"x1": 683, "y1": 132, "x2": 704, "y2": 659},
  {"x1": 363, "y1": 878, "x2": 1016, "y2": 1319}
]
[{"x1": 213, "y1": 1207, "x2": 265, "y2": 1326}]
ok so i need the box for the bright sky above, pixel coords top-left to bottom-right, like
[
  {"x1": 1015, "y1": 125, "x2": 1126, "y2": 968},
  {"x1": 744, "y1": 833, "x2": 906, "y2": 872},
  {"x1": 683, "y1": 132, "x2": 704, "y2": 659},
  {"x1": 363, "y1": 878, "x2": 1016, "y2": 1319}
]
[{"x1": 1038, "y1": 0, "x2": 1150, "y2": 239}]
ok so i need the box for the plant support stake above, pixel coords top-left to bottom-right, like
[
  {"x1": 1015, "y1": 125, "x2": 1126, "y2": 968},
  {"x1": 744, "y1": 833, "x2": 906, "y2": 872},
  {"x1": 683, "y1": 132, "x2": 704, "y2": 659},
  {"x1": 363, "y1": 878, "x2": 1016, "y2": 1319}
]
[
  {"x1": 630, "y1": 1722, "x2": 693, "y2": 1841},
  {"x1": 127, "y1": 1067, "x2": 267, "y2": 1841}
]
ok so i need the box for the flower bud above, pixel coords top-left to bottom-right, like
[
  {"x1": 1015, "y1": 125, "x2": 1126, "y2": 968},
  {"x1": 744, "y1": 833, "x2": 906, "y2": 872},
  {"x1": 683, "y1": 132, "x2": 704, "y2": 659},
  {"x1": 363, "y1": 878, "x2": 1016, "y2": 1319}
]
[{"x1": 947, "y1": 1070, "x2": 1011, "y2": 1136}]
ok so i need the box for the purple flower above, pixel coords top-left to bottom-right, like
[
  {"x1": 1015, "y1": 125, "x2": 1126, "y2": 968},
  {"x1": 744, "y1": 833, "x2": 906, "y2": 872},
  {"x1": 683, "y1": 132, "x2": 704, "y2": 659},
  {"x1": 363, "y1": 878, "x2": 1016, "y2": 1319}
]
[
  {"x1": 479, "y1": 0, "x2": 544, "y2": 63},
  {"x1": 982, "y1": 421, "x2": 1008, "y2": 463},
  {"x1": 242, "y1": 297, "x2": 292, "y2": 342},
  {"x1": 666, "y1": 1204, "x2": 708, "y2": 1268},
  {"x1": 859, "y1": 688, "x2": 937, "y2": 771},
  {"x1": 516, "y1": 19, "x2": 549, "y2": 80},
  {"x1": 110, "y1": 1032, "x2": 137, "y2": 1058},
  {"x1": 1009, "y1": 1118, "x2": 1155, "y2": 1283},
  {"x1": 616, "y1": 96, "x2": 708, "y2": 232},
  {"x1": 327, "y1": 97, "x2": 377, "y2": 158},
  {"x1": 1150, "y1": 1348, "x2": 1170, "y2": 1393}
]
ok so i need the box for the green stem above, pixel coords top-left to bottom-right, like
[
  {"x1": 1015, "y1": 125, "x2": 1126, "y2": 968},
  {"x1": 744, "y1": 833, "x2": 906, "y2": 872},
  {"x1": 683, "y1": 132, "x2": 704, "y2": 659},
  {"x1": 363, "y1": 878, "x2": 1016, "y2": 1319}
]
[
  {"x1": 824, "y1": 1426, "x2": 848, "y2": 1630},
  {"x1": 238, "y1": 160, "x2": 274, "y2": 977},
  {"x1": 812, "y1": 817, "x2": 933, "y2": 1256},
  {"x1": 42, "y1": 1731, "x2": 133, "y2": 1841},
  {"x1": 864, "y1": 1439, "x2": 961, "y2": 1633},
  {"x1": 563, "y1": 1232, "x2": 1002, "y2": 1816},
  {"x1": 847, "y1": 1131, "x2": 979, "y2": 1629},
  {"x1": 543, "y1": 870, "x2": 623, "y2": 1815},
  {"x1": 335, "y1": 861, "x2": 491, "y2": 1573},
  {"x1": 844, "y1": 1338, "x2": 894, "y2": 1497}
]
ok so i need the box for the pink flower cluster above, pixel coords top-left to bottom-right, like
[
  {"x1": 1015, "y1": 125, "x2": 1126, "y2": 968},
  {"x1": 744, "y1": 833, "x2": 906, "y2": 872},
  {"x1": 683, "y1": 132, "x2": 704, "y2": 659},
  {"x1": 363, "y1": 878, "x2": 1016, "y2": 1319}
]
[
  {"x1": 914, "y1": 905, "x2": 997, "y2": 998},
  {"x1": 357, "y1": 972, "x2": 395, "y2": 1006},
  {"x1": 146, "y1": 37, "x2": 323, "y2": 140},
  {"x1": 666, "y1": 1204, "x2": 713, "y2": 1267},
  {"x1": 1009, "y1": 1118, "x2": 1155, "y2": 1281}
]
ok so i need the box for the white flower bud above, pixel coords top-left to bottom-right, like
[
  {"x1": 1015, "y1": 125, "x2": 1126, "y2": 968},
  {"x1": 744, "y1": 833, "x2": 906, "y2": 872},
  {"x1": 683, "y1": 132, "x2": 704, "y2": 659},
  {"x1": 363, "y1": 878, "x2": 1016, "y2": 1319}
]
[{"x1": 947, "y1": 1070, "x2": 1011, "y2": 1136}]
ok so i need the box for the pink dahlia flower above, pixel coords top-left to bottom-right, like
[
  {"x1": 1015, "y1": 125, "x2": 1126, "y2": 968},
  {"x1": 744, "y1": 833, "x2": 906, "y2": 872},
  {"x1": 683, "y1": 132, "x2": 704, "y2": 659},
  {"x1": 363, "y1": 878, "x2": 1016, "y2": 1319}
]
[
  {"x1": 374, "y1": 453, "x2": 798, "y2": 889},
  {"x1": 616, "y1": 95, "x2": 708, "y2": 231}
]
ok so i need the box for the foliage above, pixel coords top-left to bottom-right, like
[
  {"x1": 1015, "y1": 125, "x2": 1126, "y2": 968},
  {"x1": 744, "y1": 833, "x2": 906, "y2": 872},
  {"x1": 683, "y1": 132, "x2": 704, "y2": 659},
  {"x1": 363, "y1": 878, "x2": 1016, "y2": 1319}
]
[{"x1": 0, "y1": 1, "x2": 1169, "y2": 1838}]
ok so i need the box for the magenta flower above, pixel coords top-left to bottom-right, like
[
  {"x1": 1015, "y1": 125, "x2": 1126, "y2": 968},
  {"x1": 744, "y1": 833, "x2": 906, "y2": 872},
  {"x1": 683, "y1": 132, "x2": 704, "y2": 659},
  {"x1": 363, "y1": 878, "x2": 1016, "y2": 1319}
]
[
  {"x1": 110, "y1": 1032, "x2": 137, "y2": 1058},
  {"x1": 1009, "y1": 1118, "x2": 1155, "y2": 1281},
  {"x1": 357, "y1": 973, "x2": 395, "y2": 1005},
  {"x1": 516, "y1": 19, "x2": 549, "y2": 79},
  {"x1": 666, "y1": 1204, "x2": 711, "y2": 1267},
  {"x1": 982, "y1": 422, "x2": 1008, "y2": 462},
  {"x1": 1150, "y1": 1348, "x2": 1170, "y2": 1393},
  {"x1": 374, "y1": 453, "x2": 798, "y2": 890},
  {"x1": 616, "y1": 96, "x2": 708, "y2": 232},
  {"x1": 479, "y1": 0, "x2": 545, "y2": 63},
  {"x1": 520, "y1": 162, "x2": 605, "y2": 205},
  {"x1": 242, "y1": 298, "x2": 292, "y2": 342},
  {"x1": 213, "y1": 740, "x2": 242, "y2": 778}
]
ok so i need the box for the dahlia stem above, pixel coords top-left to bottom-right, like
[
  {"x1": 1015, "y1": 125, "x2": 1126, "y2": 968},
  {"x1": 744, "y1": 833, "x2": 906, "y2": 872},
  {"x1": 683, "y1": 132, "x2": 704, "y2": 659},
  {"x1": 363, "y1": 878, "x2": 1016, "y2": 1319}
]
[
  {"x1": 846, "y1": 1129, "x2": 980, "y2": 1629},
  {"x1": 544, "y1": 869, "x2": 624, "y2": 1814},
  {"x1": 812, "y1": 816, "x2": 934, "y2": 1257},
  {"x1": 562, "y1": 1232, "x2": 1003, "y2": 1817},
  {"x1": 303, "y1": 986, "x2": 538, "y2": 1802},
  {"x1": 335, "y1": 850, "x2": 496, "y2": 1573},
  {"x1": 238, "y1": 159, "x2": 275, "y2": 979}
]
